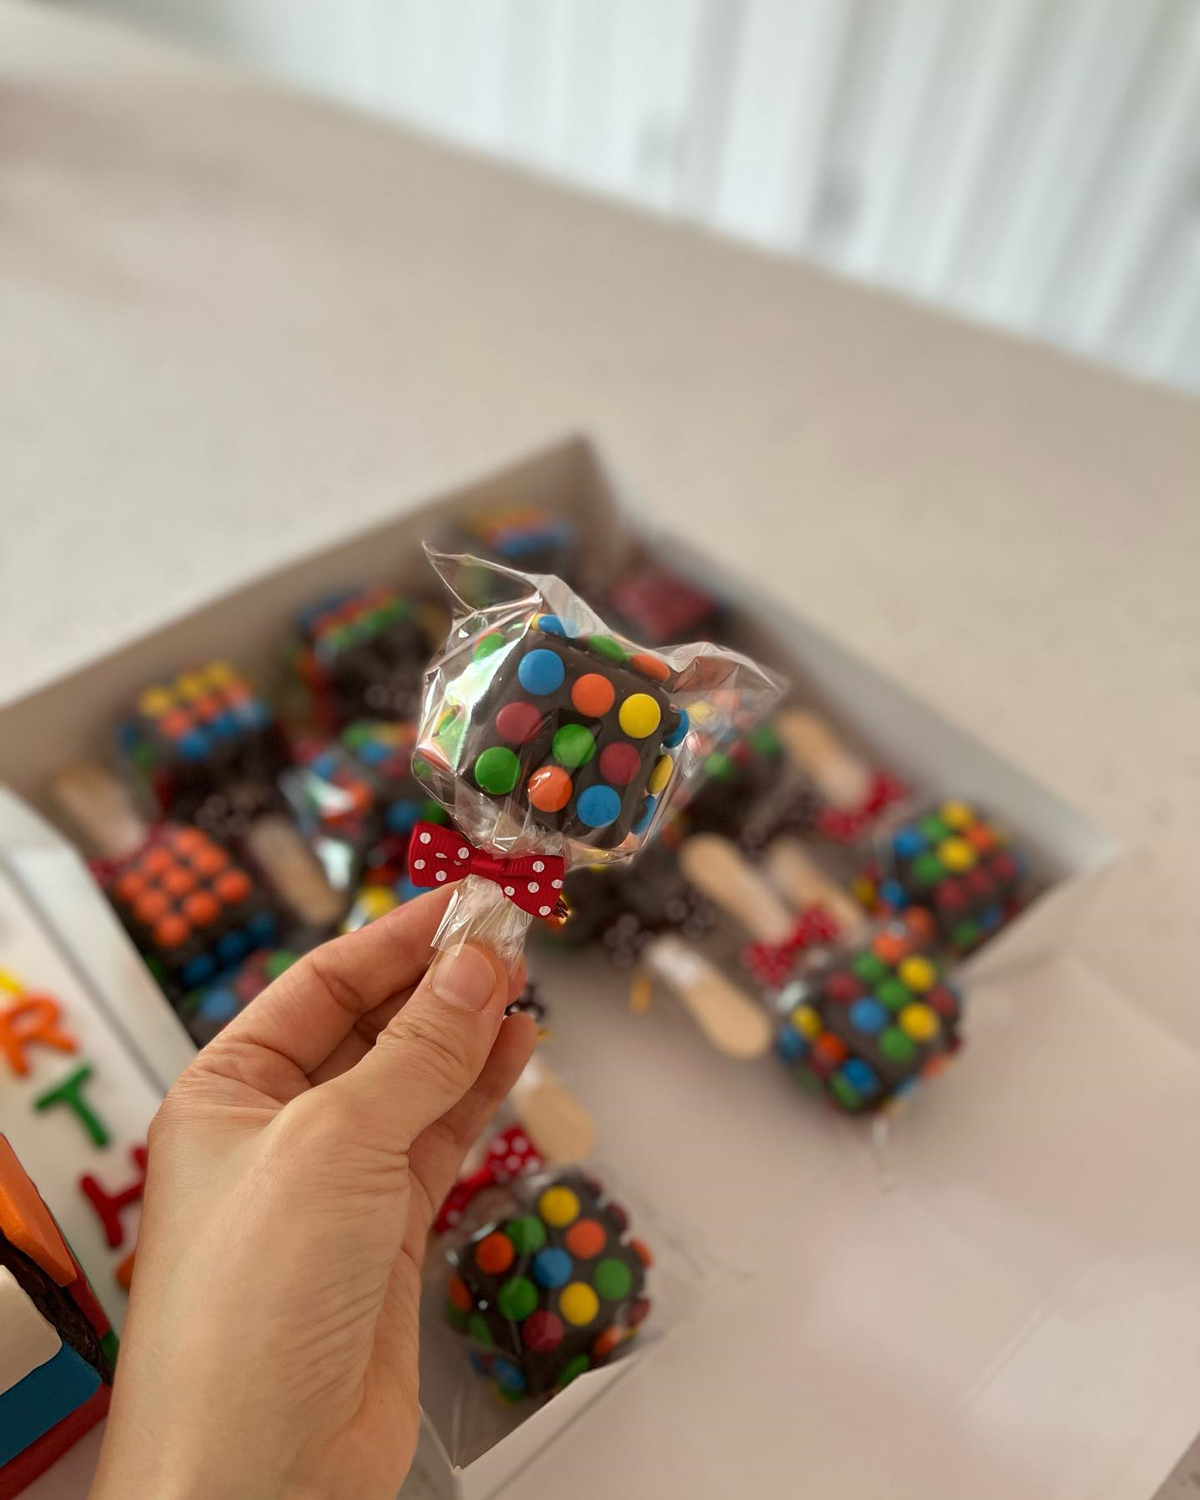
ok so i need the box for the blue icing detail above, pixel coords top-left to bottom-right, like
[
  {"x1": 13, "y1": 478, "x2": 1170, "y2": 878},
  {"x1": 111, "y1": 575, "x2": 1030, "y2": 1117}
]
[
  {"x1": 849, "y1": 998, "x2": 887, "y2": 1035},
  {"x1": 632, "y1": 795, "x2": 657, "y2": 835},
  {"x1": 198, "y1": 985, "x2": 239, "y2": 1024},
  {"x1": 181, "y1": 953, "x2": 216, "y2": 988},
  {"x1": 892, "y1": 826, "x2": 925, "y2": 859},
  {"x1": 517, "y1": 648, "x2": 565, "y2": 696},
  {"x1": 576, "y1": 784, "x2": 621, "y2": 829},
  {"x1": 879, "y1": 878, "x2": 910, "y2": 909},
  {"x1": 246, "y1": 911, "x2": 277, "y2": 945},
  {"x1": 776, "y1": 1026, "x2": 806, "y2": 1062},
  {"x1": 216, "y1": 929, "x2": 251, "y2": 966},
  {"x1": 663, "y1": 709, "x2": 689, "y2": 749},
  {"x1": 532, "y1": 1247, "x2": 573, "y2": 1289},
  {"x1": 842, "y1": 1058, "x2": 880, "y2": 1095},
  {"x1": 491, "y1": 1358, "x2": 526, "y2": 1395},
  {"x1": 177, "y1": 730, "x2": 211, "y2": 762}
]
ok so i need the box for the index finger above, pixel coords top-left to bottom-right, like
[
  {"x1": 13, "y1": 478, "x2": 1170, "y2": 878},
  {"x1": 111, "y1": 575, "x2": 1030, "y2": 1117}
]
[{"x1": 212, "y1": 885, "x2": 458, "y2": 1083}]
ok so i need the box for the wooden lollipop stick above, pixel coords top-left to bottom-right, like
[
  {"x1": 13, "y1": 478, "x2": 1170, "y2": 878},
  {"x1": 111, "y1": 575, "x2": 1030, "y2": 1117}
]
[
  {"x1": 50, "y1": 764, "x2": 151, "y2": 861},
  {"x1": 510, "y1": 1055, "x2": 597, "y2": 1164},
  {"x1": 763, "y1": 836, "x2": 868, "y2": 939},
  {"x1": 243, "y1": 815, "x2": 344, "y2": 928},
  {"x1": 678, "y1": 832, "x2": 795, "y2": 944},
  {"x1": 774, "y1": 708, "x2": 873, "y2": 810},
  {"x1": 641, "y1": 934, "x2": 773, "y2": 1059}
]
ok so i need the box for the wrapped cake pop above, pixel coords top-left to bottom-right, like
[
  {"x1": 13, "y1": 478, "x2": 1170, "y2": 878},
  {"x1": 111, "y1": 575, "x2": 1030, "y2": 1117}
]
[{"x1": 408, "y1": 552, "x2": 782, "y2": 969}]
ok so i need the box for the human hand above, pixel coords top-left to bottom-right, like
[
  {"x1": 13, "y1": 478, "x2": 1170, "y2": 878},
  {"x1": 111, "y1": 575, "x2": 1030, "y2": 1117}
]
[{"x1": 91, "y1": 886, "x2": 537, "y2": 1500}]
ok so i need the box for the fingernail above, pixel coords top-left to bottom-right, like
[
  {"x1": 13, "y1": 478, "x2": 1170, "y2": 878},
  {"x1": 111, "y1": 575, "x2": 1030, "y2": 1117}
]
[{"x1": 431, "y1": 945, "x2": 497, "y2": 1011}]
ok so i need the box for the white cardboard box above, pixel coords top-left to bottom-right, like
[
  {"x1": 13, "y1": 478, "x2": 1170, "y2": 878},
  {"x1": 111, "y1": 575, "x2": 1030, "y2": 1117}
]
[{"x1": 3, "y1": 438, "x2": 1195, "y2": 1500}]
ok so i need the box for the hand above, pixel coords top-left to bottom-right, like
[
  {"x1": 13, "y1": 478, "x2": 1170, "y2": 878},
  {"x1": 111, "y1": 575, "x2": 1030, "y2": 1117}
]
[{"x1": 91, "y1": 887, "x2": 537, "y2": 1500}]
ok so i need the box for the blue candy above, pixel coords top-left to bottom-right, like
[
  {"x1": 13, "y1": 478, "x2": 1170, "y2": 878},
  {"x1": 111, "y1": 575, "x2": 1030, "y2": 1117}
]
[
  {"x1": 576, "y1": 784, "x2": 621, "y2": 828},
  {"x1": 776, "y1": 1025, "x2": 807, "y2": 1062},
  {"x1": 517, "y1": 648, "x2": 565, "y2": 696},
  {"x1": 663, "y1": 709, "x2": 689, "y2": 749},
  {"x1": 892, "y1": 826, "x2": 925, "y2": 859},
  {"x1": 632, "y1": 795, "x2": 657, "y2": 835},
  {"x1": 180, "y1": 953, "x2": 216, "y2": 988},
  {"x1": 532, "y1": 1247, "x2": 573, "y2": 1289},
  {"x1": 849, "y1": 998, "x2": 887, "y2": 1035},
  {"x1": 842, "y1": 1058, "x2": 880, "y2": 1095}
]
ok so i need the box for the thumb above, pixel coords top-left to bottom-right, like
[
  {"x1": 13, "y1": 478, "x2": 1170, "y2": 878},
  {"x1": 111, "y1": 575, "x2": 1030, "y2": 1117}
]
[{"x1": 330, "y1": 941, "x2": 510, "y2": 1148}]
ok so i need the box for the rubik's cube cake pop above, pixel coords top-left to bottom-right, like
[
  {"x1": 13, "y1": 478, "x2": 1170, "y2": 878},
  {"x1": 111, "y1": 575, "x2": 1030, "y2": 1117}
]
[
  {"x1": 444, "y1": 506, "x2": 579, "y2": 589},
  {"x1": 854, "y1": 799, "x2": 1025, "y2": 956},
  {"x1": 180, "y1": 948, "x2": 298, "y2": 1046},
  {"x1": 293, "y1": 586, "x2": 442, "y2": 732},
  {"x1": 445, "y1": 1170, "x2": 651, "y2": 1402},
  {"x1": 119, "y1": 661, "x2": 286, "y2": 817},
  {"x1": 776, "y1": 914, "x2": 962, "y2": 1114},
  {"x1": 601, "y1": 559, "x2": 724, "y2": 647},
  {"x1": 105, "y1": 825, "x2": 278, "y2": 995},
  {"x1": 0, "y1": 1136, "x2": 117, "y2": 1493},
  {"x1": 434, "y1": 615, "x2": 687, "y2": 852}
]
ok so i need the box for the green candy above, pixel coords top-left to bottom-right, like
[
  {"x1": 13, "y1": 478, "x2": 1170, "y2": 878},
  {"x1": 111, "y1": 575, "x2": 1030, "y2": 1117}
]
[
  {"x1": 467, "y1": 1313, "x2": 493, "y2": 1347},
  {"x1": 505, "y1": 1215, "x2": 546, "y2": 1254},
  {"x1": 912, "y1": 852, "x2": 945, "y2": 887},
  {"x1": 474, "y1": 746, "x2": 521, "y2": 795},
  {"x1": 473, "y1": 632, "x2": 507, "y2": 661},
  {"x1": 592, "y1": 1258, "x2": 633, "y2": 1302},
  {"x1": 497, "y1": 1276, "x2": 538, "y2": 1322},
  {"x1": 880, "y1": 1027, "x2": 916, "y2": 1065},
  {"x1": 445, "y1": 1300, "x2": 468, "y2": 1331},
  {"x1": 553, "y1": 724, "x2": 596, "y2": 768},
  {"x1": 829, "y1": 1074, "x2": 862, "y2": 1111},
  {"x1": 918, "y1": 815, "x2": 948, "y2": 842},
  {"x1": 852, "y1": 952, "x2": 889, "y2": 984},
  {"x1": 952, "y1": 920, "x2": 981, "y2": 950},
  {"x1": 588, "y1": 634, "x2": 628, "y2": 663},
  {"x1": 878, "y1": 978, "x2": 910, "y2": 1011},
  {"x1": 556, "y1": 1353, "x2": 591, "y2": 1389}
]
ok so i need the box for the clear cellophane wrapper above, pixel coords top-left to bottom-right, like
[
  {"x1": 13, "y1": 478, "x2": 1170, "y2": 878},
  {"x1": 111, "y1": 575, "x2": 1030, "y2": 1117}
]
[{"x1": 411, "y1": 550, "x2": 783, "y2": 971}]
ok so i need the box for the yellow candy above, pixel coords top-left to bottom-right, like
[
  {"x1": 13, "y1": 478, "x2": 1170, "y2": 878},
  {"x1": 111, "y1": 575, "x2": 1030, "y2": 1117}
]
[
  {"x1": 559, "y1": 1282, "x2": 600, "y2": 1327},
  {"x1": 791, "y1": 1004, "x2": 821, "y2": 1039},
  {"x1": 203, "y1": 660, "x2": 235, "y2": 687},
  {"x1": 938, "y1": 837, "x2": 976, "y2": 872},
  {"x1": 175, "y1": 673, "x2": 207, "y2": 701},
  {"x1": 137, "y1": 687, "x2": 173, "y2": 718},
  {"x1": 897, "y1": 956, "x2": 936, "y2": 993},
  {"x1": 618, "y1": 693, "x2": 662, "y2": 740},
  {"x1": 939, "y1": 800, "x2": 974, "y2": 830},
  {"x1": 899, "y1": 1003, "x2": 939, "y2": 1043},
  {"x1": 648, "y1": 755, "x2": 673, "y2": 795},
  {"x1": 538, "y1": 1186, "x2": 580, "y2": 1228}
]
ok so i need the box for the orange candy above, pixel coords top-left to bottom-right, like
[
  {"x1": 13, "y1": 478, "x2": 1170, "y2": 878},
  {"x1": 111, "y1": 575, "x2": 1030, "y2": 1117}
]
[
  {"x1": 629, "y1": 1237, "x2": 654, "y2": 1269},
  {"x1": 592, "y1": 1326, "x2": 622, "y2": 1361},
  {"x1": 190, "y1": 845, "x2": 231, "y2": 878},
  {"x1": 141, "y1": 846, "x2": 172, "y2": 877},
  {"x1": 152, "y1": 914, "x2": 191, "y2": 949},
  {"x1": 629, "y1": 652, "x2": 671, "y2": 683},
  {"x1": 474, "y1": 1232, "x2": 515, "y2": 1275},
  {"x1": 113, "y1": 870, "x2": 147, "y2": 903},
  {"x1": 813, "y1": 1033, "x2": 848, "y2": 1066},
  {"x1": 213, "y1": 869, "x2": 252, "y2": 905},
  {"x1": 871, "y1": 930, "x2": 909, "y2": 965},
  {"x1": 162, "y1": 866, "x2": 196, "y2": 898},
  {"x1": 565, "y1": 1218, "x2": 607, "y2": 1260},
  {"x1": 183, "y1": 891, "x2": 220, "y2": 927},
  {"x1": 570, "y1": 673, "x2": 616, "y2": 717},
  {"x1": 447, "y1": 1274, "x2": 473, "y2": 1313},
  {"x1": 527, "y1": 766, "x2": 572, "y2": 813},
  {"x1": 132, "y1": 890, "x2": 170, "y2": 925},
  {"x1": 170, "y1": 827, "x2": 207, "y2": 855},
  {"x1": 158, "y1": 710, "x2": 193, "y2": 740}
]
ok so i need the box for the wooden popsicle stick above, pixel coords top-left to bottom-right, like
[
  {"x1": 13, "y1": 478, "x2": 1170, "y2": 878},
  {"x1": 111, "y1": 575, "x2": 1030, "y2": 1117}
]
[
  {"x1": 774, "y1": 708, "x2": 873, "y2": 810},
  {"x1": 763, "y1": 836, "x2": 868, "y2": 939},
  {"x1": 510, "y1": 1056, "x2": 596, "y2": 1165},
  {"x1": 50, "y1": 763, "x2": 150, "y2": 861},
  {"x1": 243, "y1": 815, "x2": 344, "y2": 928},
  {"x1": 678, "y1": 832, "x2": 795, "y2": 944},
  {"x1": 641, "y1": 935, "x2": 773, "y2": 1059}
]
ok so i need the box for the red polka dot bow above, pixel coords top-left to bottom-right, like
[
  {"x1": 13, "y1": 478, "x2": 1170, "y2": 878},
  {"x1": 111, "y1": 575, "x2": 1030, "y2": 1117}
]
[
  {"x1": 434, "y1": 1125, "x2": 543, "y2": 1233},
  {"x1": 741, "y1": 906, "x2": 842, "y2": 989},
  {"x1": 816, "y1": 771, "x2": 909, "y2": 844},
  {"x1": 406, "y1": 822, "x2": 569, "y2": 921}
]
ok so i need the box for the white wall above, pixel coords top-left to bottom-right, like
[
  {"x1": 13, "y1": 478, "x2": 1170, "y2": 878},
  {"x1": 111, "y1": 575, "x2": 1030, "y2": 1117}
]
[{"x1": 70, "y1": 0, "x2": 1200, "y2": 393}]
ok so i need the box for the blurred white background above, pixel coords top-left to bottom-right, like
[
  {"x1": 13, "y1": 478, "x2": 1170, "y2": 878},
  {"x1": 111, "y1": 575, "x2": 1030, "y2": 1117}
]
[{"x1": 66, "y1": 0, "x2": 1200, "y2": 394}]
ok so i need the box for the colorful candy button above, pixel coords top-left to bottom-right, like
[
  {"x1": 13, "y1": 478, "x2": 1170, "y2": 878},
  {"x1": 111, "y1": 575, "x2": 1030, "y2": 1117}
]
[
  {"x1": 825, "y1": 970, "x2": 863, "y2": 1003},
  {"x1": 939, "y1": 800, "x2": 974, "y2": 830},
  {"x1": 565, "y1": 1218, "x2": 607, "y2": 1259},
  {"x1": 892, "y1": 826, "x2": 925, "y2": 859},
  {"x1": 592, "y1": 1258, "x2": 633, "y2": 1301},
  {"x1": 630, "y1": 1238, "x2": 653, "y2": 1268},
  {"x1": 535, "y1": 615, "x2": 571, "y2": 638},
  {"x1": 912, "y1": 852, "x2": 944, "y2": 887},
  {"x1": 813, "y1": 1033, "x2": 848, "y2": 1066},
  {"x1": 553, "y1": 724, "x2": 596, "y2": 767},
  {"x1": 497, "y1": 1276, "x2": 538, "y2": 1322},
  {"x1": 851, "y1": 951, "x2": 888, "y2": 984},
  {"x1": 518, "y1": 649, "x2": 565, "y2": 696},
  {"x1": 577, "y1": 785, "x2": 621, "y2": 828},
  {"x1": 475, "y1": 746, "x2": 521, "y2": 794},
  {"x1": 472, "y1": 632, "x2": 506, "y2": 661},
  {"x1": 879, "y1": 1027, "x2": 916, "y2": 1065},
  {"x1": 492, "y1": 1357, "x2": 527, "y2": 1395},
  {"x1": 899, "y1": 1003, "x2": 939, "y2": 1042},
  {"x1": 556, "y1": 1353, "x2": 590, "y2": 1388},
  {"x1": 505, "y1": 1215, "x2": 546, "y2": 1254},
  {"x1": 830, "y1": 1074, "x2": 862, "y2": 1111},
  {"x1": 559, "y1": 1282, "x2": 600, "y2": 1327},
  {"x1": 522, "y1": 1310, "x2": 564, "y2": 1353},
  {"x1": 663, "y1": 709, "x2": 689, "y2": 749},
  {"x1": 632, "y1": 796, "x2": 656, "y2": 835},
  {"x1": 618, "y1": 693, "x2": 662, "y2": 739},
  {"x1": 587, "y1": 635, "x2": 628, "y2": 663},
  {"x1": 467, "y1": 1313, "x2": 493, "y2": 1346},
  {"x1": 599, "y1": 742, "x2": 640, "y2": 785},
  {"x1": 475, "y1": 1232, "x2": 516, "y2": 1275},
  {"x1": 538, "y1": 1186, "x2": 580, "y2": 1227},
  {"x1": 848, "y1": 998, "x2": 887, "y2": 1034},
  {"x1": 592, "y1": 1326, "x2": 623, "y2": 1361},
  {"x1": 648, "y1": 756, "x2": 673, "y2": 794},
  {"x1": 182, "y1": 891, "x2": 220, "y2": 927},
  {"x1": 629, "y1": 652, "x2": 671, "y2": 683},
  {"x1": 897, "y1": 956, "x2": 936, "y2": 992},
  {"x1": 571, "y1": 673, "x2": 616, "y2": 716},
  {"x1": 791, "y1": 1004, "x2": 821, "y2": 1038},
  {"x1": 496, "y1": 701, "x2": 543, "y2": 744},
  {"x1": 527, "y1": 765, "x2": 572, "y2": 812},
  {"x1": 532, "y1": 1247, "x2": 573, "y2": 1289},
  {"x1": 877, "y1": 978, "x2": 910, "y2": 1011},
  {"x1": 842, "y1": 1058, "x2": 880, "y2": 1095}
]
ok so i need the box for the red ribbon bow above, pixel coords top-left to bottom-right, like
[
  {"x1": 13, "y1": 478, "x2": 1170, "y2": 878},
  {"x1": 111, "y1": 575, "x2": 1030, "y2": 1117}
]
[
  {"x1": 434, "y1": 1125, "x2": 543, "y2": 1232},
  {"x1": 816, "y1": 771, "x2": 909, "y2": 845},
  {"x1": 406, "y1": 822, "x2": 568, "y2": 920},
  {"x1": 741, "y1": 906, "x2": 842, "y2": 989}
]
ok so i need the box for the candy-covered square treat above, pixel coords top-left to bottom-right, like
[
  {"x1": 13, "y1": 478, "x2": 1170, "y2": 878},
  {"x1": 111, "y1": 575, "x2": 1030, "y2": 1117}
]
[
  {"x1": 854, "y1": 799, "x2": 1025, "y2": 955},
  {"x1": 293, "y1": 586, "x2": 442, "y2": 731},
  {"x1": 436, "y1": 615, "x2": 687, "y2": 851},
  {"x1": 444, "y1": 1170, "x2": 651, "y2": 1401},
  {"x1": 119, "y1": 661, "x2": 285, "y2": 816},
  {"x1": 105, "y1": 825, "x2": 278, "y2": 994},
  {"x1": 776, "y1": 915, "x2": 962, "y2": 1113}
]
